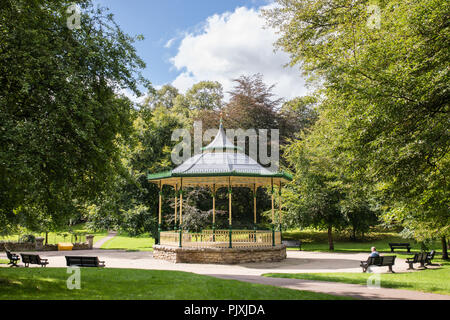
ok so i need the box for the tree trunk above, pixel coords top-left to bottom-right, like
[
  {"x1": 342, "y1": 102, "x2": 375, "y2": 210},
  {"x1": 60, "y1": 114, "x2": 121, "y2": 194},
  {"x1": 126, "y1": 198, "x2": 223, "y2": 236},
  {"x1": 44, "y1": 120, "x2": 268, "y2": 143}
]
[
  {"x1": 328, "y1": 226, "x2": 334, "y2": 251},
  {"x1": 45, "y1": 232, "x2": 48, "y2": 245},
  {"x1": 442, "y1": 236, "x2": 448, "y2": 260}
]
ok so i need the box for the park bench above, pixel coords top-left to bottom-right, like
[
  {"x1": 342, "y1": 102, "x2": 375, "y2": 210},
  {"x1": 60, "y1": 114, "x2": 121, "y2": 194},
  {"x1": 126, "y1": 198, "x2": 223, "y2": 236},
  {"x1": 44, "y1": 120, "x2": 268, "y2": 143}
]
[
  {"x1": 5, "y1": 249, "x2": 20, "y2": 267},
  {"x1": 406, "y1": 252, "x2": 429, "y2": 270},
  {"x1": 282, "y1": 240, "x2": 302, "y2": 251},
  {"x1": 65, "y1": 256, "x2": 105, "y2": 267},
  {"x1": 360, "y1": 255, "x2": 396, "y2": 273},
  {"x1": 21, "y1": 254, "x2": 49, "y2": 267},
  {"x1": 426, "y1": 250, "x2": 436, "y2": 266},
  {"x1": 388, "y1": 242, "x2": 411, "y2": 252}
]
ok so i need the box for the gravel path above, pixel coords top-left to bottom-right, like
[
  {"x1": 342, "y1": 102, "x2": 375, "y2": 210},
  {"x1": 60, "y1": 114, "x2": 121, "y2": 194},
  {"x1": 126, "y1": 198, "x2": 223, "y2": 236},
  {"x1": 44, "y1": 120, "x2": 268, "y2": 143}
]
[
  {"x1": 208, "y1": 274, "x2": 449, "y2": 300},
  {"x1": 92, "y1": 231, "x2": 117, "y2": 249}
]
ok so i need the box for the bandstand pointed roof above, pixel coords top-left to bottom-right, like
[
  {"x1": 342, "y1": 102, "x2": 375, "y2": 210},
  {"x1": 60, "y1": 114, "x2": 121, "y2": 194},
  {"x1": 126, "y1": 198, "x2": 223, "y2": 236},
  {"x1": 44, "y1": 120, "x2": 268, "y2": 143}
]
[{"x1": 148, "y1": 122, "x2": 292, "y2": 188}]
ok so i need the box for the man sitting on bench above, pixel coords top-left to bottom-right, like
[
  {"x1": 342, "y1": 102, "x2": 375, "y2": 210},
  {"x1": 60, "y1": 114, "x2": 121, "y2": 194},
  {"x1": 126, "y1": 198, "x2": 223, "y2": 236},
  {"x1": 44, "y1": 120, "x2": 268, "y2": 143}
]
[{"x1": 369, "y1": 247, "x2": 380, "y2": 258}]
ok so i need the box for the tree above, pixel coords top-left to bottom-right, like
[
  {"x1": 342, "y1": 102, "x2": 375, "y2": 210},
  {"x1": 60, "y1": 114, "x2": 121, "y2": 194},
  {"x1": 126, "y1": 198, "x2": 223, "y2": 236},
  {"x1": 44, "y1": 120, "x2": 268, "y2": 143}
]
[
  {"x1": 0, "y1": 0, "x2": 148, "y2": 232},
  {"x1": 283, "y1": 121, "x2": 347, "y2": 250},
  {"x1": 87, "y1": 93, "x2": 187, "y2": 236},
  {"x1": 185, "y1": 81, "x2": 224, "y2": 111},
  {"x1": 264, "y1": 0, "x2": 449, "y2": 252},
  {"x1": 278, "y1": 96, "x2": 318, "y2": 143},
  {"x1": 144, "y1": 84, "x2": 179, "y2": 109},
  {"x1": 223, "y1": 74, "x2": 283, "y2": 131}
]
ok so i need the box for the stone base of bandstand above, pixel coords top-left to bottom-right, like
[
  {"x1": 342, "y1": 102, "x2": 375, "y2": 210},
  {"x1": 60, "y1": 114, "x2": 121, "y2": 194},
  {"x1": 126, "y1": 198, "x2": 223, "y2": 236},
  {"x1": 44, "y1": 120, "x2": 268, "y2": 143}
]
[{"x1": 153, "y1": 244, "x2": 287, "y2": 264}]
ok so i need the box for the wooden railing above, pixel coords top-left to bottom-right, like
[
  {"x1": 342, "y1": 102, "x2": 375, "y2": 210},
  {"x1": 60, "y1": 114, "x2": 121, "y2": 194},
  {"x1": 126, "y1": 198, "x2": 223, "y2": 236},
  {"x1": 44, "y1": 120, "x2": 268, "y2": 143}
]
[
  {"x1": 159, "y1": 229, "x2": 282, "y2": 248},
  {"x1": 159, "y1": 231, "x2": 180, "y2": 247}
]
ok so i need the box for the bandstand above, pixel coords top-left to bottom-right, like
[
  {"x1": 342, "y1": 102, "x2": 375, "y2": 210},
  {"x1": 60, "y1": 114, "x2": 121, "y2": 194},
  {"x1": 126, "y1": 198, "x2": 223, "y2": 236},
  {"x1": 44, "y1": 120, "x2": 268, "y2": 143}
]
[{"x1": 148, "y1": 120, "x2": 292, "y2": 264}]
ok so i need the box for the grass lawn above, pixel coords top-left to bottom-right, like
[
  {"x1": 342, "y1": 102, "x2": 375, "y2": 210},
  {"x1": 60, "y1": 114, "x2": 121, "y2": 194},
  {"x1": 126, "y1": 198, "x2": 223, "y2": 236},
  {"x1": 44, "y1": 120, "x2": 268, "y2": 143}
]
[
  {"x1": 100, "y1": 233, "x2": 154, "y2": 251},
  {"x1": 0, "y1": 268, "x2": 352, "y2": 300},
  {"x1": 0, "y1": 259, "x2": 8, "y2": 265},
  {"x1": 0, "y1": 224, "x2": 108, "y2": 246},
  {"x1": 263, "y1": 259, "x2": 450, "y2": 295},
  {"x1": 283, "y1": 229, "x2": 442, "y2": 253}
]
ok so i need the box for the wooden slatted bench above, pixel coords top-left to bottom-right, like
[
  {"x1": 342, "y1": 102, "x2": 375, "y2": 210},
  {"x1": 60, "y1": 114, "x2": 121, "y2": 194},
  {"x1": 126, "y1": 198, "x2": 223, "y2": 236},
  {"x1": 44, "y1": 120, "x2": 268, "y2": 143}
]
[
  {"x1": 282, "y1": 240, "x2": 302, "y2": 251},
  {"x1": 388, "y1": 243, "x2": 411, "y2": 252},
  {"x1": 426, "y1": 250, "x2": 436, "y2": 266},
  {"x1": 65, "y1": 256, "x2": 105, "y2": 267},
  {"x1": 5, "y1": 249, "x2": 20, "y2": 267},
  {"x1": 20, "y1": 254, "x2": 49, "y2": 267},
  {"x1": 360, "y1": 256, "x2": 396, "y2": 273},
  {"x1": 406, "y1": 252, "x2": 429, "y2": 270}
]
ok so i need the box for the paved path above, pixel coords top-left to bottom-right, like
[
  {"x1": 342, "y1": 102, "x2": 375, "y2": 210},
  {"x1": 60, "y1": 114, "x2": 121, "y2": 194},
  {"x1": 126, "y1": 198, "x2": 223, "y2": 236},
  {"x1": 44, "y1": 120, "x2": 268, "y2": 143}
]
[
  {"x1": 92, "y1": 231, "x2": 117, "y2": 249},
  {"x1": 208, "y1": 274, "x2": 449, "y2": 300},
  {"x1": 1, "y1": 249, "x2": 449, "y2": 300}
]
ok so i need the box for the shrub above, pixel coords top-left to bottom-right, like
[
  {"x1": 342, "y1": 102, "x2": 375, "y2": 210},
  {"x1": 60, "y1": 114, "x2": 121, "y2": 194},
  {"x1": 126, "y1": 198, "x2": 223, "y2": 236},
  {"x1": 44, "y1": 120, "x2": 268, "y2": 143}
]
[{"x1": 19, "y1": 234, "x2": 35, "y2": 243}]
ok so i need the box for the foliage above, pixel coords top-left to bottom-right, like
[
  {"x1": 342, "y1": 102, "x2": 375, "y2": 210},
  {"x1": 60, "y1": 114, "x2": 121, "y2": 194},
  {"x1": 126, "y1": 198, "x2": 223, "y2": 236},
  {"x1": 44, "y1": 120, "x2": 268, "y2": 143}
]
[
  {"x1": 19, "y1": 234, "x2": 35, "y2": 244},
  {"x1": 264, "y1": 0, "x2": 449, "y2": 242},
  {"x1": 86, "y1": 88, "x2": 186, "y2": 235},
  {"x1": 0, "y1": 0, "x2": 147, "y2": 232},
  {"x1": 120, "y1": 205, "x2": 157, "y2": 238}
]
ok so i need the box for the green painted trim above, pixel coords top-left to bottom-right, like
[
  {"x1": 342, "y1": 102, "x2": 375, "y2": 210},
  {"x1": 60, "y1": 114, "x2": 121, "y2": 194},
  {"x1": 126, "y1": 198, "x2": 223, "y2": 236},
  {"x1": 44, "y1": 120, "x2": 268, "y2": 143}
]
[
  {"x1": 271, "y1": 224, "x2": 275, "y2": 247},
  {"x1": 157, "y1": 224, "x2": 162, "y2": 245},
  {"x1": 147, "y1": 170, "x2": 173, "y2": 180},
  {"x1": 147, "y1": 170, "x2": 293, "y2": 181}
]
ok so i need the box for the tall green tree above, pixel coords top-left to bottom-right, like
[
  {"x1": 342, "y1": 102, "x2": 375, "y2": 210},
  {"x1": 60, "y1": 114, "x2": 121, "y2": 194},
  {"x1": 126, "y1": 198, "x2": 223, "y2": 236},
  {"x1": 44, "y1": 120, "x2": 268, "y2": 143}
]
[
  {"x1": 264, "y1": 0, "x2": 449, "y2": 253},
  {"x1": 0, "y1": 0, "x2": 147, "y2": 232},
  {"x1": 144, "y1": 84, "x2": 179, "y2": 110}
]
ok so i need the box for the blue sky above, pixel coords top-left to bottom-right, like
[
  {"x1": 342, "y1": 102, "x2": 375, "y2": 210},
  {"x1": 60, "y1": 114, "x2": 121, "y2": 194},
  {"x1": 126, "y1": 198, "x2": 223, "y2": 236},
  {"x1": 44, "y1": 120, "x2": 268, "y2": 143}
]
[{"x1": 91, "y1": 0, "x2": 307, "y2": 100}]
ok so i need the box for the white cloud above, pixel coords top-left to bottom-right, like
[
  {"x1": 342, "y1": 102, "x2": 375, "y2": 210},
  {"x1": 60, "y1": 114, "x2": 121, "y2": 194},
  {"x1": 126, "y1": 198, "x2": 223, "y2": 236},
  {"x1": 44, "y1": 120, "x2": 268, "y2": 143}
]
[
  {"x1": 164, "y1": 37, "x2": 176, "y2": 49},
  {"x1": 117, "y1": 87, "x2": 147, "y2": 105},
  {"x1": 169, "y1": 5, "x2": 308, "y2": 101}
]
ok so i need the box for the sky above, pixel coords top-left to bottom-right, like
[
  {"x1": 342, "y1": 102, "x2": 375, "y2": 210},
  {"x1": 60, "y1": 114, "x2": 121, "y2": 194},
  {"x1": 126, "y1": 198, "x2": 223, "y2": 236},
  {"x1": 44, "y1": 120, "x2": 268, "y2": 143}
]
[{"x1": 92, "y1": 0, "x2": 308, "y2": 102}]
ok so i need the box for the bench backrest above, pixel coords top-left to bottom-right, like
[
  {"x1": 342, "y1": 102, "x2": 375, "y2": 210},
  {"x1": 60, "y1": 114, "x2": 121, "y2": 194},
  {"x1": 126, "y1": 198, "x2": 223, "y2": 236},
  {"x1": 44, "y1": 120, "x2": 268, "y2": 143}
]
[
  {"x1": 21, "y1": 253, "x2": 31, "y2": 264},
  {"x1": 419, "y1": 252, "x2": 428, "y2": 261},
  {"x1": 410, "y1": 253, "x2": 420, "y2": 262},
  {"x1": 21, "y1": 254, "x2": 41, "y2": 264},
  {"x1": 66, "y1": 256, "x2": 99, "y2": 266},
  {"x1": 282, "y1": 240, "x2": 301, "y2": 246},
  {"x1": 5, "y1": 250, "x2": 13, "y2": 260},
  {"x1": 389, "y1": 243, "x2": 410, "y2": 247},
  {"x1": 381, "y1": 256, "x2": 396, "y2": 265},
  {"x1": 368, "y1": 256, "x2": 382, "y2": 265}
]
